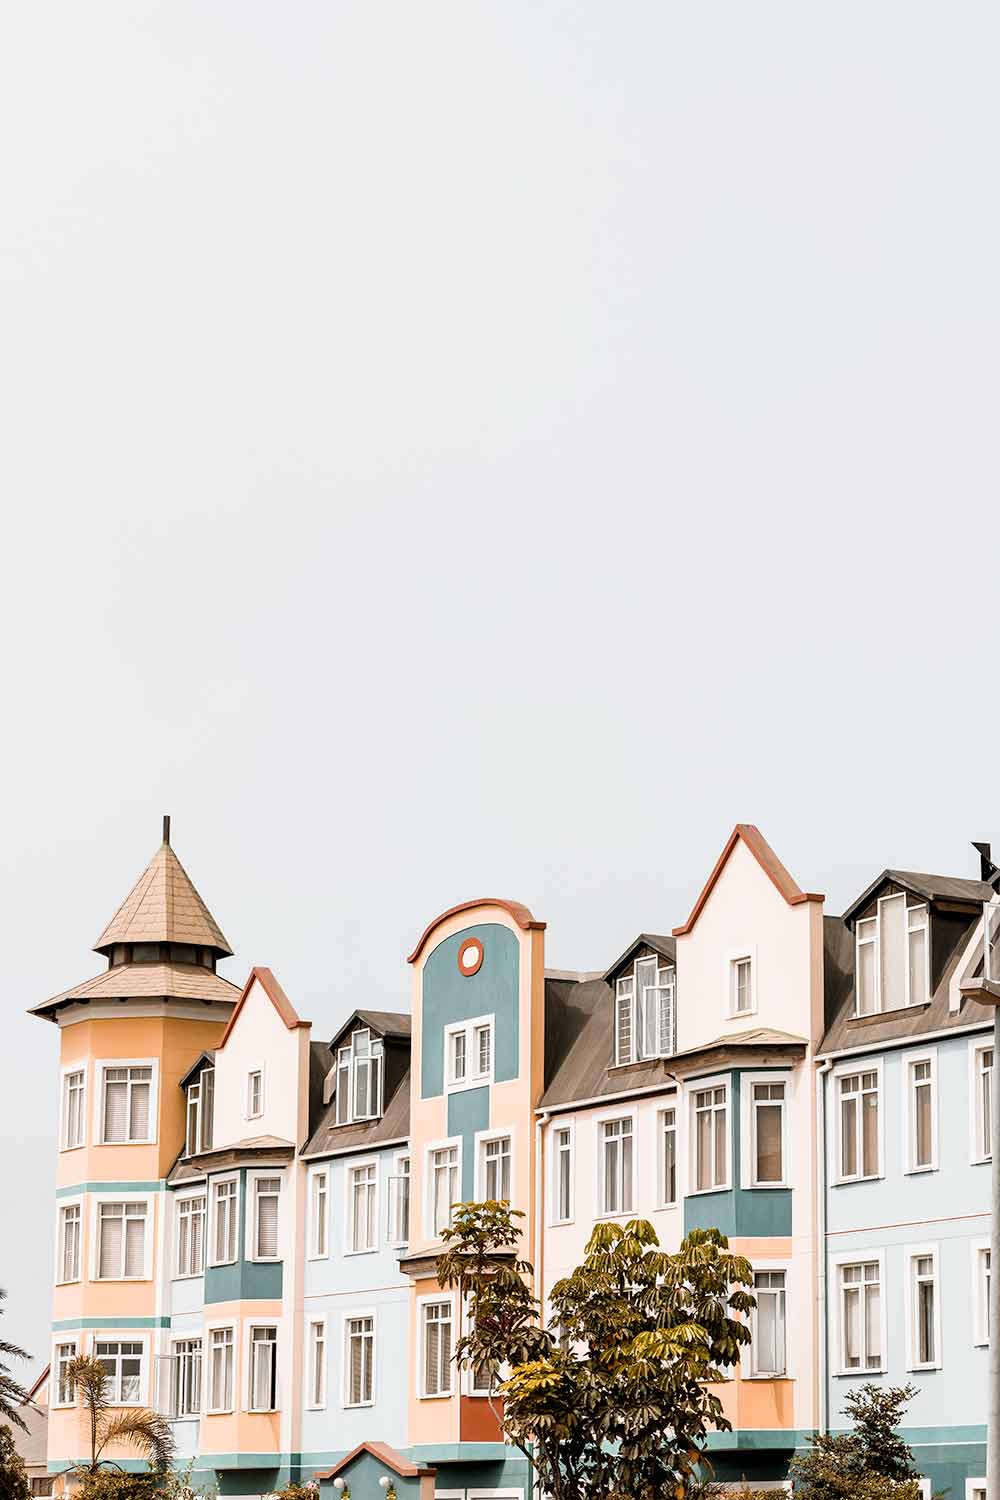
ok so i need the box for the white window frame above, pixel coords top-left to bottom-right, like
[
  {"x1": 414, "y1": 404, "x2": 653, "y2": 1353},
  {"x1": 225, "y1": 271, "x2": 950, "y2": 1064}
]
[
  {"x1": 342, "y1": 1308, "x2": 376, "y2": 1408},
  {"x1": 184, "y1": 1065, "x2": 214, "y2": 1157},
  {"x1": 687, "y1": 1073, "x2": 731, "y2": 1195},
  {"x1": 854, "y1": 895, "x2": 930, "y2": 1017},
  {"x1": 306, "y1": 1316, "x2": 326, "y2": 1409},
  {"x1": 970, "y1": 1037, "x2": 994, "y2": 1165},
  {"x1": 741, "y1": 1071, "x2": 790, "y2": 1189},
  {"x1": 308, "y1": 1166, "x2": 330, "y2": 1260},
  {"x1": 95, "y1": 1058, "x2": 159, "y2": 1146},
  {"x1": 832, "y1": 1249, "x2": 887, "y2": 1376},
  {"x1": 475, "y1": 1127, "x2": 515, "y2": 1206},
  {"x1": 90, "y1": 1193, "x2": 153, "y2": 1281},
  {"x1": 169, "y1": 1334, "x2": 202, "y2": 1419},
  {"x1": 425, "y1": 1136, "x2": 463, "y2": 1239},
  {"x1": 613, "y1": 959, "x2": 677, "y2": 1065},
  {"x1": 444, "y1": 1014, "x2": 495, "y2": 1094},
  {"x1": 904, "y1": 1243, "x2": 942, "y2": 1372},
  {"x1": 209, "y1": 1173, "x2": 240, "y2": 1268},
  {"x1": 91, "y1": 1334, "x2": 148, "y2": 1406},
  {"x1": 729, "y1": 949, "x2": 756, "y2": 1017},
  {"x1": 244, "y1": 1321, "x2": 278, "y2": 1412},
  {"x1": 747, "y1": 1261, "x2": 791, "y2": 1380},
  {"x1": 173, "y1": 1189, "x2": 207, "y2": 1280},
  {"x1": 966, "y1": 1481, "x2": 987, "y2": 1500},
  {"x1": 205, "y1": 1322, "x2": 236, "y2": 1414},
  {"x1": 60, "y1": 1064, "x2": 87, "y2": 1152},
  {"x1": 657, "y1": 1106, "x2": 678, "y2": 1209},
  {"x1": 51, "y1": 1337, "x2": 79, "y2": 1409},
  {"x1": 55, "y1": 1197, "x2": 83, "y2": 1285},
  {"x1": 833, "y1": 1058, "x2": 884, "y2": 1184},
  {"x1": 550, "y1": 1119, "x2": 575, "y2": 1225},
  {"x1": 345, "y1": 1157, "x2": 378, "y2": 1256},
  {"x1": 334, "y1": 1027, "x2": 385, "y2": 1126},
  {"x1": 595, "y1": 1109, "x2": 637, "y2": 1219},
  {"x1": 902, "y1": 1047, "x2": 938, "y2": 1175},
  {"x1": 417, "y1": 1292, "x2": 455, "y2": 1400},
  {"x1": 245, "y1": 1066, "x2": 265, "y2": 1121},
  {"x1": 388, "y1": 1150, "x2": 411, "y2": 1247},
  {"x1": 246, "y1": 1169, "x2": 282, "y2": 1264},
  {"x1": 971, "y1": 1236, "x2": 991, "y2": 1347}
]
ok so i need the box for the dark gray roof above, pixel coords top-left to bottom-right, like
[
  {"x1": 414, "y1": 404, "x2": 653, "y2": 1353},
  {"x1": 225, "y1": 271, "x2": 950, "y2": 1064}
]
[
  {"x1": 541, "y1": 974, "x2": 682, "y2": 1107},
  {"x1": 602, "y1": 932, "x2": 677, "y2": 983},
  {"x1": 328, "y1": 1009, "x2": 411, "y2": 1051},
  {"x1": 179, "y1": 1050, "x2": 216, "y2": 1090},
  {"x1": 842, "y1": 869, "x2": 994, "y2": 926},
  {"x1": 304, "y1": 1071, "x2": 410, "y2": 1157},
  {"x1": 820, "y1": 905, "x2": 993, "y2": 1054}
]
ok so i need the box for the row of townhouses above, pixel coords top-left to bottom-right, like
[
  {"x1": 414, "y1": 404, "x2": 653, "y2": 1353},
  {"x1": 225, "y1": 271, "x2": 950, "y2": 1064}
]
[{"x1": 34, "y1": 820, "x2": 1000, "y2": 1500}]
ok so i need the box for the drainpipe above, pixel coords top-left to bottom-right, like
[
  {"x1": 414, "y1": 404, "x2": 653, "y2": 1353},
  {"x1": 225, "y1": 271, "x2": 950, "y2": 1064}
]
[
  {"x1": 533, "y1": 1110, "x2": 550, "y2": 1500},
  {"x1": 815, "y1": 1059, "x2": 832, "y2": 1437}
]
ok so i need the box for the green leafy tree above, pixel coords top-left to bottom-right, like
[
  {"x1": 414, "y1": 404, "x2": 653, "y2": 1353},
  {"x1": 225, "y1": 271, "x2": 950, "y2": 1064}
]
[
  {"x1": 0, "y1": 1421, "x2": 31, "y2": 1500},
  {"x1": 0, "y1": 1291, "x2": 31, "y2": 1432},
  {"x1": 436, "y1": 1201, "x2": 755, "y2": 1500},
  {"x1": 789, "y1": 1383, "x2": 921, "y2": 1500},
  {"x1": 66, "y1": 1356, "x2": 175, "y2": 1480}
]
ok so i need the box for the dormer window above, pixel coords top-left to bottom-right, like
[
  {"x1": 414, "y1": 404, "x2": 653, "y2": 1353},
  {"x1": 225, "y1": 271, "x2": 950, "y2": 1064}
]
[
  {"x1": 185, "y1": 1067, "x2": 214, "y2": 1156},
  {"x1": 855, "y1": 894, "x2": 929, "y2": 1016},
  {"x1": 614, "y1": 956, "x2": 676, "y2": 1065},
  {"x1": 335, "y1": 1028, "x2": 383, "y2": 1125}
]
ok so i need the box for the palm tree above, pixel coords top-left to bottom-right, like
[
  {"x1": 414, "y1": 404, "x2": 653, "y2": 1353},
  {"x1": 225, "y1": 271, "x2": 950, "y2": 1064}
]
[
  {"x1": 66, "y1": 1356, "x2": 175, "y2": 1476},
  {"x1": 0, "y1": 1289, "x2": 31, "y2": 1432}
]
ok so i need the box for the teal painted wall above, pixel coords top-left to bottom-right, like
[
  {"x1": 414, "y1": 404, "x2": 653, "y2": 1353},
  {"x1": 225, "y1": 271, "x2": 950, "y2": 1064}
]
[
  {"x1": 421, "y1": 923, "x2": 520, "y2": 1099},
  {"x1": 447, "y1": 1086, "x2": 490, "y2": 1198},
  {"x1": 320, "y1": 1452, "x2": 424, "y2": 1500},
  {"x1": 683, "y1": 1071, "x2": 792, "y2": 1238},
  {"x1": 203, "y1": 1169, "x2": 283, "y2": 1304}
]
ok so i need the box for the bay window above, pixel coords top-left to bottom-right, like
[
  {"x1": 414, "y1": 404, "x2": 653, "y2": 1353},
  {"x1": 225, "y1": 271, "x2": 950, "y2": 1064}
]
[
  {"x1": 749, "y1": 1079, "x2": 786, "y2": 1186},
  {"x1": 175, "y1": 1193, "x2": 205, "y2": 1278},
  {"x1": 58, "y1": 1203, "x2": 81, "y2": 1283},
  {"x1": 208, "y1": 1326, "x2": 234, "y2": 1412},
  {"x1": 54, "y1": 1341, "x2": 77, "y2": 1407},
  {"x1": 171, "y1": 1338, "x2": 201, "y2": 1417},
  {"x1": 248, "y1": 1325, "x2": 277, "y2": 1411},
  {"x1": 96, "y1": 1200, "x2": 147, "y2": 1280},
  {"x1": 62, "y1": 1069, "x2": 85, "y2": 1150},
  {"x1": 211, "y1": 1178, "x2": 238, "y2": 1266},
  {"x1": 101, "y1": 1064, "x2": 154, "y2": 1144},
  {"x1": 421, "y1": 1299, "x2": 453, "y2": 1397},
  {"x1": 94, "y1": 1340, "x2": 143, "y2": 1404},
  {"x1": 251, "y1": 1175, "x2": 281, "y2": 1260},
  {"x1": 751, "y1": 1270, "x2": 787, "y2": 1377},
  {"x1": 692, "y1": 1083, "x2": 728, "y2": 1192}
]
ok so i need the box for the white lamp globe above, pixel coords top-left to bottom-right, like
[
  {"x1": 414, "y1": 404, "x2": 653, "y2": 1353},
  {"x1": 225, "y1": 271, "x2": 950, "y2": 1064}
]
[
  {"x1": 332, "y1": 1481, "x2": 345, "y2": 1493},
  {"x1": 379, "y1": 1480, "x2": 391, "y2": 1491}
]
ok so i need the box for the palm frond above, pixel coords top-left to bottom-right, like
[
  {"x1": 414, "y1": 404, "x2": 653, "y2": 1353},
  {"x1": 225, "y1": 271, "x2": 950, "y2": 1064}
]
[{"x1": 98, "y1": 1410, "x2": 176, "y2": 1472}]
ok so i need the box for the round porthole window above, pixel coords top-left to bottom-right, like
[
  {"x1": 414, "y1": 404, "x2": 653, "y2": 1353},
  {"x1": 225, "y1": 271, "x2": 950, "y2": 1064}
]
[{"x1": 457, "y1": 937, "x2": 484, "y2": 976}]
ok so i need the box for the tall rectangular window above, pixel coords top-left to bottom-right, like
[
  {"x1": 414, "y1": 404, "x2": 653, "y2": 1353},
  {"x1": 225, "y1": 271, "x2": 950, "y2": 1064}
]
[
  {"x1": 554, "y1": 1127, "x2": 573, "y2": 1223},
  {"x1": 208, "y1": 1327, "x2": 234, "y2": 1412},
  {"x1": 334, "y1": 1029, "x2": 384, "y2": 1125},
  {"x1": 751, "y1": 1270, "x2": 787, "y2": 1376},
  {"x1": 388, "y1": 1155, "x2": 410, "y2": 1246},
  {"x1": 171, "y1": 1338, "x2": 201, "y2": 1417},
  {"x1": 430, "y1": 1146, "x2": 459, "y2": 1236},
  {"x1": 346, "y1": 1316, "x2": 375, "y2": 1406},
  {"x1": 840, "y1": 1261, "x2": 881, "y2": 1372},
  {"x1": 421, "y1": 1300, "x2": 453, "y2": 1397},
  {"x1": 311, "y1": 1170, "x2": 328, "y2": 1258},
  {"x1": 54, "y1": 1342, "x2": 77, "y2": 1407},
  {"x1": 908, "y1": 1251, "x2": 939, "y2": 1369},
  {"x1": 349, "y1": 1163, "x2": 377, "y2": 1253},
  {"x1": 308, "y1": 1319, "x2": 326, "y2": 1407},
  {"x1": 693, "y1": 1085, "x2": 728, "y2": 1192},
  {"x1": 600, "y1": 1118, "x2": 634, "y2": 1215},
  {"x1": 62, "y1": 1070, "x2": 85, "y2": 1150},
  {"x1": 94, "y1": 1341, "x2": 143, "y2": 1404},
  {"x1": 880, "y1": 893, "x2": 907, "y2": 1012},
  {"x1": 750, "y1": 1081, "x2": 785, "y2": 1185},
  {"x1": 96, "y1": 1201, "x2": 147, "y2": 1280},
  {"x1": 975, "y1": 1044, "x2": 994, "y2": 1162},
  {"x1": 906, "y1": 1054, "x2": 936, "y2": 1172},
  {"x1": 481, "y1": 1135, "x2": 511, "y2": 1203},
  {"x1": 175, "y1": 1195, "x2": 205, "y2": 1278},
  {"x1": 249, "y1": 1325, "x2": 277, "y2": 1411},
  {"x1": 212, "y1": 1179, "x2": 238, "y2": 1265},
  {"x1": 58, "y1": 1204, "x2": 81, "y2": 1283},
  {"x1": 185, "y1": 1069, "x2": 214, "y2": 1156},
  {"x1": 247, "y1": 1069, "x2": 263, "y2": 1119},
  {"x1": 475, "y1": 1024, "x2": 492, "y2": 1078},
  {"x1": 614, "y1": 976, "x2": 634, "y2": 1064},
  {"x1": 101, "y1": 1065, "x2": 152, "y2": 1143},
  {"x1": 838, "y1": 1070, "x2": 880, "y2": 1181},
  {"x1": 252, "y1": 1176, "x2": 281, "y2": 1260},
  {"x1": 975, "y1": 1244, "x2": 991, "y2": 1347},
  {"x1": 615, "y1": 963, "x2": 676, "y2": 1064},
  {"x1": 660, "y1": 1108, "x2": 677, "y2": 1206},
  {"x1": 731, "y1": 956, "x2": 753, "y2": 1015},
  {"x1": 855, "y1": 897, "x2": 929, "y2": 1015}
]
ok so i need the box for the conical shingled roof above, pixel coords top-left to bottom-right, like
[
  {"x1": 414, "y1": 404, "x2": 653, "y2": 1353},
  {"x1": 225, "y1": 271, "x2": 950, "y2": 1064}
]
[{"x1": 94, "y1": 831, "x2": 233, "y2": 957}]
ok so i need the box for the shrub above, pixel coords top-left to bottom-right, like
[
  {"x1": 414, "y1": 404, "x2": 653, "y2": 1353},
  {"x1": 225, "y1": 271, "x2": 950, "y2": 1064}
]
[
  {"x1": 77, "y1": 1473, "x2": 162, "y2": 1500},
  {"x1": 0, "y1": 1423, "x2": 30, "y2": 1500}
]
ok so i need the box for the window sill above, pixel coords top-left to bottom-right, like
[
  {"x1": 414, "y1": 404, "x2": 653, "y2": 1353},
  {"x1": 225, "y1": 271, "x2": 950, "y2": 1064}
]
[
  {"x1": 172, "y1": 1272, "x2": 204, "y2": 1282},
  {"x1": 743, "y1": 1182, "x2": 789, "y2": 1191},
  {"x1": 59, "y1": 1144, "x2": 85, "y2": 1153},
  {"x1": 595, "y1": 1209, "x2": 636, "y2": 1221},
  {"x1": 549, "y1": 1218, "x2": 575, "y2": 1228},
  {"x1": 687, "y1": 1184, "x2": 731, "y2": 1197},
  {"x1": 903, "y1": 1165, "x2": 938, "y2": 1176},
  {"x1": 834, "y1": 1369, "x2": 886, "y2": 1379},
  {"x1": 247, "y1": 1257, "x2": 282, "y2": 1265},
  {"x1": 847, "y1": 1002, "x2": 931, "y2": 1028},
  {"x1": 446, "y1": 1076, "x2": 492, "y2": 1096},
  {"x1": 833, "y1": 1174, "x2": 883, "y2": 1187},
  {"x1": 344, "y1": 1247, "x2": 377, "y2": 1258},
  {"x1": 98, "y1": 1140, "x2": 157, "y2": 1148},
  {"x1": 343, "y1": 1400, "x2": 374, "y2": 1410},
  {"x1": 205, "y1": 1409, "x2": 234, "y2": 1417},
  {"x1": 55, "y1": 1278, "x2": 81, "y2": 1288},
  {"x1": 653, "y1": 1202, "x2": 679, "y2": 1213},
  {"x1": 306, "y1": 1253, "x2": 330, "y2": 1262},
  {"x1": 743, "y1": 1374, "x2": 793, "y2": 1382},
  {"x1": 93, "y1": 1276, "x2": 150, "y2": 1284},
  {"x1": 208, "y1": 1259, "x2": 238, "y2": 1269},
  {"x1": 418, "y1": 1391, "x2": 454, "y2": 1401},
  {"x1": 730, "y1": 1009, "x2": 757, "y2": 1021},
  {"x1": 907, "y1": 1364, "x2": 942, "y2": 1374}
]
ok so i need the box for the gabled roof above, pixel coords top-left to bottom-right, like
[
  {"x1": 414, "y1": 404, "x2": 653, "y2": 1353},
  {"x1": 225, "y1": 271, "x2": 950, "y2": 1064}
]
[
  {"x1": 219, "y1": 966, "x2": 309, "y2": 1047},
  {"x1": 602, "y1": 932, "x2": 676, "y2": 983},
  {"x1": 841, "y1": 868, "x2": 995, "y2": 926},
  {"x1": 314, "y1": 1440, "x2": 435, "y2": 1481},
  {"x1": 179, "y1": 1050, "x2": 217, "y2": 1089},
  {"x1": 94, "y1": 828, "x2": 232, "y2": 957},
  {"x1": 407, "y1": 898, "x2": 544, "y2": 963},
  {"x1": 30, "y1": 963, "x2": 239, "y2": 1021},
  {"x1": 328, "y1": 1008, "x2": 411, "y2": 1053},
  {"x1": 673, "y1": 824, "x2": 824, "y2": 937}
]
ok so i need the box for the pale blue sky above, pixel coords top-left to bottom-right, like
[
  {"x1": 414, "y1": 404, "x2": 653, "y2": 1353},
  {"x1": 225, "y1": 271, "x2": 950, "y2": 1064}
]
[{"x1": 2, "y1": 1, "x2": 999, "y2": 1373}]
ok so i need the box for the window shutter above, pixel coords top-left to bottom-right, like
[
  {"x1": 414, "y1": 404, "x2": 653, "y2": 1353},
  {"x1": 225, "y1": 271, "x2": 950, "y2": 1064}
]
[
  {"x1": 129, "y1": 1079, "x2": 150, "y2": 1140},
  {"x1": 104, "y1": 1080, "x2": 128, "y2": 1142},
  {"x1": 425, "y1": 1318, "x2": 439, "y2": 1394},
  {"x1": 99, "y1": 1211, "x2": 122, "y2": 1278},
  {"x1": 125, "y1": 1212, "x2": 145, "y2": 1277}
]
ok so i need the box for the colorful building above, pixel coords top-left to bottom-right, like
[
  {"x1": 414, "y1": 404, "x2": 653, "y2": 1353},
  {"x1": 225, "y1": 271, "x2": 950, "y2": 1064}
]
[{"x1": 33, "y1": 820, "x2": 996, "y2": 1497}]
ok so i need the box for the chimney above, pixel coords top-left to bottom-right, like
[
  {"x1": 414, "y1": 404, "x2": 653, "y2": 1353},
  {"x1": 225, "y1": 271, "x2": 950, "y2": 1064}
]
[
  {"x1": 972, "y1": 840, "x2": 994, "y2": 882},
  {"x1": 162, "y1": 814, "x2": 171, "y2": 847}
]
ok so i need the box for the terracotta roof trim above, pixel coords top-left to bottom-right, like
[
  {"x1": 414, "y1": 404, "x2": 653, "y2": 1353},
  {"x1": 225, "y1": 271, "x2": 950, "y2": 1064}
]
[
  {"x1": 673, "y1": 824, "x2": 824, "y2": 937},
  {"x1": 313, "y1": 1440, "x2": 435, "y2": 1480},
  {"x1": 219, "y1": 966, "x2": 310, "y2": 1047},
  {"x1": 407, "y1": 897, "x2": 545, "y2": 964}
]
